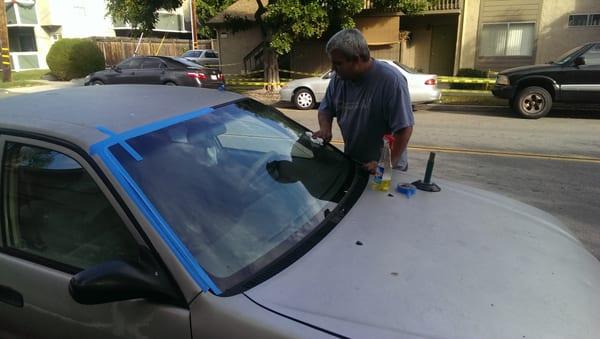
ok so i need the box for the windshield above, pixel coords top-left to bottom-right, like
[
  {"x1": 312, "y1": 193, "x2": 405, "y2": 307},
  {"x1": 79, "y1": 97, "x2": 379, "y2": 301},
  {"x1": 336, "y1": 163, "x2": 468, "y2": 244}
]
[
  {"x1": 109, "y1": 99, "x2": 358, "y2": 293},
  {"x1": 553, "y1": 45, "x2": 584, "y2": 64}
]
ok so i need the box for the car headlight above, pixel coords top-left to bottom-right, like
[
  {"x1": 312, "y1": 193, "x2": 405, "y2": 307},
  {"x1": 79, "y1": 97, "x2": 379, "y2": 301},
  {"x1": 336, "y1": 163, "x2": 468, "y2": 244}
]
[
  {"x1": 84, "y1": 74, "x2": 91, "y2": 81},
  {"x1": 496, "y1": 75, "x2": 510, "y2": 86}
]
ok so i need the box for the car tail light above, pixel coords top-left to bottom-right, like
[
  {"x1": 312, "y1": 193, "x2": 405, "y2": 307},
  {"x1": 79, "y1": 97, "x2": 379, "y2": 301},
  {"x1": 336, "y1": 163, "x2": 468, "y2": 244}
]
[
  {"x1": 186, "y1": 72, "x2": 207, "y2": 81},
  {"x1": 218, "y1": 73, "x2": 224, "y2": 80},
  {"x1": 425, "y1": 78, "x2": 436, "y2": 86}
]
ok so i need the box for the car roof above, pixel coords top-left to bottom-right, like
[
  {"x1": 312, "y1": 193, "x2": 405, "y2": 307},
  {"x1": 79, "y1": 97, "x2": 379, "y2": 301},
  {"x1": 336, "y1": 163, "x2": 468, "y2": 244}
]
[{"x1": 0, "y1": 85, "x2": 242, "y2": 152}]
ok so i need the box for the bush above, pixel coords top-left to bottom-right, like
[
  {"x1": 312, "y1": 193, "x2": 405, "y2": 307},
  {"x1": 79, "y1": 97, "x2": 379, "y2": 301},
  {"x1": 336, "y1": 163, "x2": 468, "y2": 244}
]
[
  {"x1": 450, "y1": 68, "x2": 492, "y2": 90},
  {"x1": 46, "y1": 39, "x2": 105, "y2": 80}
]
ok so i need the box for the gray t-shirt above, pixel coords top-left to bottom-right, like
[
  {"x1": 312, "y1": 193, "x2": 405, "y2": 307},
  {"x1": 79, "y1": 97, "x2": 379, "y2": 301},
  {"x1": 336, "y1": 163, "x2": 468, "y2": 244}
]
[{"x1": 319, "y1": 60, "x2": 414, "y2": 164}]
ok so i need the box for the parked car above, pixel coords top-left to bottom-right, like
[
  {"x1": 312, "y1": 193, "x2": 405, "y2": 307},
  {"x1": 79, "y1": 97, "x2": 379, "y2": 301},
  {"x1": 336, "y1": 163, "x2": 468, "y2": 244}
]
[
  {"x1": 182, "y1": 49, "x2": 220, "y2": 66},
  {"x1": 2, "y1": 86, "x2": 600, "y2": 338},
  {"x1": 492, "y1": 42, "x2": 600, "y2": 119},
  {"x1": 84, "y1": 56, "x2": 224, "y2": 89},
  {"x1": 280, "y1": 59, "x2": 441, "y2": 110}
]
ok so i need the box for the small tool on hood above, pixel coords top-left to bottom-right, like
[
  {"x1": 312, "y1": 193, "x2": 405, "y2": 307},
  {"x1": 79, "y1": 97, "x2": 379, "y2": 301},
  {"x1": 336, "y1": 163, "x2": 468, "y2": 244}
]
[{"x1": 412, "y1": 152, "x2": 441, "y2": 192}]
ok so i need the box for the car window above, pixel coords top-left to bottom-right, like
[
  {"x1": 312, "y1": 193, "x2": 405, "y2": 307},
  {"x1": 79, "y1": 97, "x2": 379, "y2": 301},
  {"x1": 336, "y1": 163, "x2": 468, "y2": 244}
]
[
  {"x1": 392, "y1": 61, "x2": 417, "y2": 74},
  {"x1": 142, "y1": 58, "x2": 164, "y2": 69},
  {"x1": 582, "y1": 45, "x2": 600, "y2": 66},
  {"x1": 182, "y1": 51, "x2": 195, "y2": 57},
  {"x1": 119, "y1": 58, "x2": 142, "y2": 70},
  {"x1": 205, "y1": 52, "x2": 218, "y2": 58},
  {"x1": 1, "y1": 142, "x2": 139, "y2": 270}
]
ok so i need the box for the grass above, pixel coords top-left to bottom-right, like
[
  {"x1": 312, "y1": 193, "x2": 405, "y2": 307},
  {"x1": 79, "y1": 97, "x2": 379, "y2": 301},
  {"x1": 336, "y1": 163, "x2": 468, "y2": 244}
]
[
  {"x1": 439, "y1": 92, "x2": 507, "y2": 106},
  {"x1": 0, "y1": 69, "x2": 50, "y2": 89}
]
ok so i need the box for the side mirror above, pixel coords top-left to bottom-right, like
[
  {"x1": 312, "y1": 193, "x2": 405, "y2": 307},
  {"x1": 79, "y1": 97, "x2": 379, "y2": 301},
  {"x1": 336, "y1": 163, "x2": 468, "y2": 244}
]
[
  {"x1": 112, "y1": 65, "x2": 122, "y2": 73},
  {"x1": 69, "y1": 260, "x2": 178, "y2": 305},
  {"x1": 573, "y1": 56, "x2": 585, "y2": 67}
]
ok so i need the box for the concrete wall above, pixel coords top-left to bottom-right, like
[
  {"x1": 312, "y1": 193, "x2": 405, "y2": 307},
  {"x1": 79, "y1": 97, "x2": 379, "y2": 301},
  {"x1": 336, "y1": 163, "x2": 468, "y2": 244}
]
[
  {"x1": 457, "y1": 0, "x2": 481, "y2": 69},
  {"x1": 536, "y1": 0, "x2": 600, "y2": 64},
  {"x1": 215, "y1": 26, "x2": 263, "y2": 75}
]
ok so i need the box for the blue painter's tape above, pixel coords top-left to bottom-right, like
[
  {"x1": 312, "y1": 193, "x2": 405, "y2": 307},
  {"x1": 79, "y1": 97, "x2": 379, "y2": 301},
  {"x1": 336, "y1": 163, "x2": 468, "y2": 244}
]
[
  {"x1": 95, "y1": 126, "x2": 143, "y2": 161},
  {"x1": 90, "y1": 107, "x2": 214, "y2": 157},
  {"x1": 89, "y1": 107, "x2": 221, "y2": 294}
]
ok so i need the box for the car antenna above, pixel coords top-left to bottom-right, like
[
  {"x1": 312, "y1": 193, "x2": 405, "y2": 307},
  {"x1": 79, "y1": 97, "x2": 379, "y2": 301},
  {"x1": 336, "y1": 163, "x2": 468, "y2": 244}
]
[{"x1": 412, "y1": 152, "x2": 441, "y2": 192}]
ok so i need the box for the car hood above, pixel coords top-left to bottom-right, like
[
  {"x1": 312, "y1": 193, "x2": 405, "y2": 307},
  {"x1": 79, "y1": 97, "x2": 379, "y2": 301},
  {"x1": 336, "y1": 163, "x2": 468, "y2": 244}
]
[
  {"x1": 500, "y1": 63, "x2": 561, "y2": 76},
  {"x1": 245, "y1": 172, "x2": 600, "y2": 339}
]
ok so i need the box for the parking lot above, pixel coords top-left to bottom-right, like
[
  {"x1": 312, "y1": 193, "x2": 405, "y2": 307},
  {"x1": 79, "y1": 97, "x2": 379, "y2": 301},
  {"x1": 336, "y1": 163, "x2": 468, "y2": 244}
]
[{"x1": 279, "y1": 104, "x2": 600, "y2": 259}]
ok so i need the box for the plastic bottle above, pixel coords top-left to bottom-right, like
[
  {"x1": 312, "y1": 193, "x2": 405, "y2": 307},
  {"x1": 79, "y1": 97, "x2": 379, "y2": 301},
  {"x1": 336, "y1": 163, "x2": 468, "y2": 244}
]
[{"x1": 372, "y1": 135, "x2": 393, "y2": 191}]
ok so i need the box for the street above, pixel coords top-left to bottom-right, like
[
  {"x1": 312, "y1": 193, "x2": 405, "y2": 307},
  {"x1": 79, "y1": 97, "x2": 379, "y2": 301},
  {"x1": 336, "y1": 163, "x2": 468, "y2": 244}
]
[{"x1": 278, "y1": 105, "x2": 600, "y2": 259}]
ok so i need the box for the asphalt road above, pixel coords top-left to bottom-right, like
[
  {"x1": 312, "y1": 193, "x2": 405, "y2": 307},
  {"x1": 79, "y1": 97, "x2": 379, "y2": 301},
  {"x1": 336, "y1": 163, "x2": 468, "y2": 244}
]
[{"x1": 278, "y1": 104, "x2": 600, "y2": 259}]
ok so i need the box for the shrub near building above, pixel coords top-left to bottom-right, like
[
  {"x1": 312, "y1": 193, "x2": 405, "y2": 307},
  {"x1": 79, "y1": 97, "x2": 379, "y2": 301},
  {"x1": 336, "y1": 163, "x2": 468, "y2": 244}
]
[{"x1": 46, "y1": 39, "x2": 105, "y2": 81}]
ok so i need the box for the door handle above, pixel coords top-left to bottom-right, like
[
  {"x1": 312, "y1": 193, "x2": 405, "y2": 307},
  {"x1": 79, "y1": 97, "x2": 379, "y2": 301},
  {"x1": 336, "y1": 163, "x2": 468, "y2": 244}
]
[{"x1": 0, "y1": 285, "x2": 23, "y2": 307}]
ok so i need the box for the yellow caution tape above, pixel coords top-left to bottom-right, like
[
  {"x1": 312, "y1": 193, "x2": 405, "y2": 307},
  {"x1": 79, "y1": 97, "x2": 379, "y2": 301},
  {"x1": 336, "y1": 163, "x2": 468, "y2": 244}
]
[
  {"x1": 1, "y1": 47, "x2": 9, "y2": 51},
  {"x1": 2, "y1": 61, "x2": 10, "y2": 65},
  {"x1": 226, "y1": 81, "x2": 288, "y2": 86}
]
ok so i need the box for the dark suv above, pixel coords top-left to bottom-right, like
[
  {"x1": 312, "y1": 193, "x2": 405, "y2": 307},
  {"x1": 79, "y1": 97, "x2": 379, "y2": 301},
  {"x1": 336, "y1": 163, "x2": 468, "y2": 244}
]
[
  {"x1": 492, "y1": 42, "x2": 600, "y2": 119},
  {"x1": 85, "y1": 56, "x2": 224, "y2": 89}
]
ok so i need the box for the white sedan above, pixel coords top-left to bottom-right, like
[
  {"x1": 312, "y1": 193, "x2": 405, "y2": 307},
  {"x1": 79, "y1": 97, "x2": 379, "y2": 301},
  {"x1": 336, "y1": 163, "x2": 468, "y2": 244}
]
[{"x1": 280, "y1": 60, "x2": 442, "y2": 110}]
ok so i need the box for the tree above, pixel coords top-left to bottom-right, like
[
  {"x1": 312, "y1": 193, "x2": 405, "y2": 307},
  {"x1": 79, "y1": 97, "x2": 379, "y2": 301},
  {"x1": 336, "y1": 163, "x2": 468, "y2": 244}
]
[
  {"x1": 196, "y1": 0, "x2": 236, "y2": 38},
  {"x1": 106, "y1": 0, "x2": 182, "y2": 32},
  {"x1": 225, "y1": 0, "x2": 435, "y2": 91},
  {"x1": 106, "y1": 0, "x2": 435, "y2": 91}
]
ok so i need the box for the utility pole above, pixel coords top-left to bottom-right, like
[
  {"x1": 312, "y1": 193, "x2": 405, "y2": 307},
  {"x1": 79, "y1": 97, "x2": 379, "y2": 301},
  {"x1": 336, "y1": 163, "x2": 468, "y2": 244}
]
[
  {"x1": 0, "y1": 0, "x2": 11, "y2": 82},
  {"x1": 190, "y1": 0, "x2": 198, "y2": 49}
]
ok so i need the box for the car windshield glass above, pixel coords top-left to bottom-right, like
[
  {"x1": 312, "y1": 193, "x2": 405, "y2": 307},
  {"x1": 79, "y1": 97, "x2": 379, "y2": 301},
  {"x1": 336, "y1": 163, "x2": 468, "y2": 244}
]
[
  {"x1": 109, "y1": 99, "x2": 356, "y2": 293},
  {"x1": 393, "y1": 61, "x2": 417, "y2": 73},
  {"x1": 553, "y1": 46, "x2": 583, "y2": 64}
]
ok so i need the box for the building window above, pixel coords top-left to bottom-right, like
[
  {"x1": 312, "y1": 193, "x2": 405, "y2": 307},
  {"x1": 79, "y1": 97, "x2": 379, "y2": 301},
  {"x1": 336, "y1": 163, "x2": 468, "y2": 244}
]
[
  {"x1": 5, "y1": 3, "x2": 17, "y2": 25},
  {"x1": 480, "y1": 23, "x2": 535, "y2": 57},
  {"x1": 4, "y1": 2, "x2": 37, "y2": 25},
  {"x1": 8, "y1": 27, "x2": 37, "y2": 52},
  {"x1": 156, "y1": 12, "x2": 184, "y2": 31},
  {"x1": 568, "y1": 14, "x2": 600, "y2": 27}
]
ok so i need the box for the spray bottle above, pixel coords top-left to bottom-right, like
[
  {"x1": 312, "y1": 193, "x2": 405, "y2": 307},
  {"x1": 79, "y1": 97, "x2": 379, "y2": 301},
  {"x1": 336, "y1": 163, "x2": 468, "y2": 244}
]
[{"x1": 372, "y1": 135, "x2": 394, "y2": 191}]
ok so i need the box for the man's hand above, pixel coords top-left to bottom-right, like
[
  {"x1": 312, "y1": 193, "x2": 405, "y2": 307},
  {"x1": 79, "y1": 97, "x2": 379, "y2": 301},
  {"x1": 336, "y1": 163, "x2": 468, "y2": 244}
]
[
  {"x1": 363, "y1": 161, "x2": 378, "y2": 174},
  {"x1": 313, "y1": 129, "x2": 332, "y2": 143}
]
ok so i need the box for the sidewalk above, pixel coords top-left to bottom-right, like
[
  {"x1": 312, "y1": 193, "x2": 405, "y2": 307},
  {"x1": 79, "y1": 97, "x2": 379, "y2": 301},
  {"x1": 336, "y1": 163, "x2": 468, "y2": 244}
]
[{"x1": 3, "y1": 79, "x2": 85, "y2": 94}]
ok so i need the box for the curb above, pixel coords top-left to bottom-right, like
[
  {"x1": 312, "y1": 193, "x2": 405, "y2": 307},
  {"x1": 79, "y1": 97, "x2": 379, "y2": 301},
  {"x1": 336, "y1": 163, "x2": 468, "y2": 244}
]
[{"x1": 424, "y1": 104, "x2": 509, "y2": 113}]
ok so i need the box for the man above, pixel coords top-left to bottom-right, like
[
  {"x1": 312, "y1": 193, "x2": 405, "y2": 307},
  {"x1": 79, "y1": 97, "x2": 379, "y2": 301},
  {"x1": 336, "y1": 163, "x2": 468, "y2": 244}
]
[{"x1": 314, "y1": 29, "x2": 414, "y2": 173}]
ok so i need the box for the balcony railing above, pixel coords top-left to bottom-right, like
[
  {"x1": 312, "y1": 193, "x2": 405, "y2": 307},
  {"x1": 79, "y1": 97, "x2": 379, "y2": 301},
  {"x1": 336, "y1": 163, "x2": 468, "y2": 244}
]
[
  {"x1": 428, "y1": 0, "x2": 460, "y2": 11},
  {"x1": 363, "y1": 0, "x2": 460, "y2": 12}
]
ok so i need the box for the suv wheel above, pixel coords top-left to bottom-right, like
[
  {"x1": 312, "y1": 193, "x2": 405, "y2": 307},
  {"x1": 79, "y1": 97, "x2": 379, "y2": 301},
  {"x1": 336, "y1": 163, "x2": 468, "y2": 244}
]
[
  {"x1": 293, "y1": 89, "x2": 315, "y2": 110},
  {"x1": 514, "y1": 86, "x2": 552, "y2": 119}
]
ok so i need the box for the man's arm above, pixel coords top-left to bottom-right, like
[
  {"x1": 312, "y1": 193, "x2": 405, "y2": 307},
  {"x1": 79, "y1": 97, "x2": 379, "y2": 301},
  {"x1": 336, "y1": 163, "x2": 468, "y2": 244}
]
[
  {"x1": 391, "y1": 126, "x2": 413, "y2": 165},
  {"x1": 314, "y1": 111, "x2": 333, "y2": 143}
]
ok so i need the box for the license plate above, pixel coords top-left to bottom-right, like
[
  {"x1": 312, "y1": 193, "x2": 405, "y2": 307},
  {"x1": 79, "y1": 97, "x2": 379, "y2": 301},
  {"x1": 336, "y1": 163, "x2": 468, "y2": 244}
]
[{"x1": 211, "y1": 75, "x2": 217, "y2": 80}]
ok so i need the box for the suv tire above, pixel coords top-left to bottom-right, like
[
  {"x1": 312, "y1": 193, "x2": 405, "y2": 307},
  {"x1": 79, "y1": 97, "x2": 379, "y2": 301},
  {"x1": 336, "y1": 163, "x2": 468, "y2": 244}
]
[{"x1": 514, "y1": 86, "x2": 552, "y2": 119}]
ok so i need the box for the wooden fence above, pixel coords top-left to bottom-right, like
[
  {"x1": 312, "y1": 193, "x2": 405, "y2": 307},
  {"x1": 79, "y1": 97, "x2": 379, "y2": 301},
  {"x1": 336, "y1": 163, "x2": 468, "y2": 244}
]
[{"x1": 91, "y1": 37, "x2": 214, "y2": 66}]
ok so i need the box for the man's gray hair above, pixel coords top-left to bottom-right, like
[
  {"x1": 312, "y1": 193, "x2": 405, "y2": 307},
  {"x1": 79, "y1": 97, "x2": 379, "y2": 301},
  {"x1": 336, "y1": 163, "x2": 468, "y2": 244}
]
[{"x1": 326, "y1": 29, "x2": 370, "y2": 61}]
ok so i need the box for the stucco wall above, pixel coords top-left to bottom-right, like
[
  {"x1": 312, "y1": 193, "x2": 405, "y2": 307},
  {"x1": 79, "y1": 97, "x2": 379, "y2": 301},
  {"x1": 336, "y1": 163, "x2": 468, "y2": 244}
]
[{"x1": 216, "y1": 26, "x2": 263, "y2": 75}]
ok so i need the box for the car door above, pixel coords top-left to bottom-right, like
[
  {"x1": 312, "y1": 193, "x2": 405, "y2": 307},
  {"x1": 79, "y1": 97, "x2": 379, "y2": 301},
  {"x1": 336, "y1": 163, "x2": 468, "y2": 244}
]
[
  {"x1": 139, "y1": 57, "x2": 165, "y2": 84},
  {"x1": 203, "y1": 51, "x2": 219, "y2": 67},
  {"x1": 561, "y1": 44, "x2": 600, "y2": 102},
  {"x1": 118, "y1": 57, "x2": 144, "y2": 84},
  {"x1": 0, "y1": 136, "x2": 191, "y2": 339}
]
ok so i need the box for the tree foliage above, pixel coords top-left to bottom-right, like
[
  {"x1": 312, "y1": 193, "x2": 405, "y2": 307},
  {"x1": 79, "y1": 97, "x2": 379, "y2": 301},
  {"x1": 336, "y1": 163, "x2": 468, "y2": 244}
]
[
  {"x1": 106, "y1": 0, "x2": 182, "y2": 32},
  {"x1": 196, "y1": 0, "x2": 236, "y2": 38}
]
